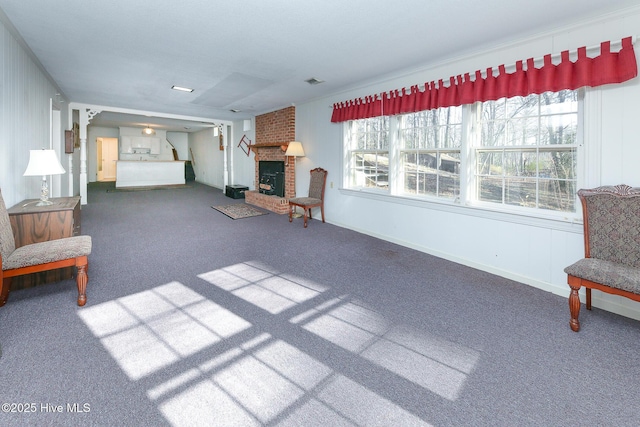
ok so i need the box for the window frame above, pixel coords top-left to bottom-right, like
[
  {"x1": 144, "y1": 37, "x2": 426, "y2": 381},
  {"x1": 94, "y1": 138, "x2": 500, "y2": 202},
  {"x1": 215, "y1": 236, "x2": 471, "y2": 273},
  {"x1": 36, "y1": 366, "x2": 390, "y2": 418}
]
[
  {"x1": 466, "y1": 89, "x2": 582, "y2": 217},
  {"x1": 342, "y1": 89, "x2": 584, "y2": 222}
]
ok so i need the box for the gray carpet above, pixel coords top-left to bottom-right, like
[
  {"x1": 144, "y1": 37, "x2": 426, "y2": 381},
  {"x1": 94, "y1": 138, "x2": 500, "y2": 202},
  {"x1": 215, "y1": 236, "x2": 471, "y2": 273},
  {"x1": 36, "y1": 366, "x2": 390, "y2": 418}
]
[{"x1": 1, "y1": 181, "x2": 639, "y2": 426}]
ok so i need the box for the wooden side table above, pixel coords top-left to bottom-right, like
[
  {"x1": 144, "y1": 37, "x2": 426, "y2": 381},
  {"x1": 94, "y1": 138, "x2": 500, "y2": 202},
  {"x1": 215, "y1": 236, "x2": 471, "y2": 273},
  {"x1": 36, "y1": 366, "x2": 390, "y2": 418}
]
[{"x1": 7, "y1": 197, "x2": 81, "y2": 289}]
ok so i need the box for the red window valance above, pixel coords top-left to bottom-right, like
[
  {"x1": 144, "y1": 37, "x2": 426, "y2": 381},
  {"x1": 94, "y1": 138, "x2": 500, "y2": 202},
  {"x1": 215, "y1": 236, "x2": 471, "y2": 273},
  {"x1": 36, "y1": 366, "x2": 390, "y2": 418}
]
[{"x1": 331, "y1": 36, "x2": 637, "y2": 123}]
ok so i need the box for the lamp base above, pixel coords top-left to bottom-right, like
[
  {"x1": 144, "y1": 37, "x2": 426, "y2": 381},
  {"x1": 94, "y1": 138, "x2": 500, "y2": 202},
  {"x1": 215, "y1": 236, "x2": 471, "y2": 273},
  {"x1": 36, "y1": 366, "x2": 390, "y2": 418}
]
[{"x1": 37, "y1": 178, "x2": 52, "y2": 206}]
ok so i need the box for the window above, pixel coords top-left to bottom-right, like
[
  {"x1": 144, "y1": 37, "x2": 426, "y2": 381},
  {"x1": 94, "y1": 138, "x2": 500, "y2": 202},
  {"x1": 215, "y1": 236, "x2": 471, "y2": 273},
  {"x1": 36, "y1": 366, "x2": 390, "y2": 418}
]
[
  {"x1": 345, "y1": 116, "x2": 389, "y2": 190},
  {"x1": 474, "y1": 90, "x2": 578, "y2": 212},
  {"x1": 343, "y1": 89, "x2": 580, "y2": 216},
  {"x1": 399, "y1": 107, "x2": 462, "y2": 199}
]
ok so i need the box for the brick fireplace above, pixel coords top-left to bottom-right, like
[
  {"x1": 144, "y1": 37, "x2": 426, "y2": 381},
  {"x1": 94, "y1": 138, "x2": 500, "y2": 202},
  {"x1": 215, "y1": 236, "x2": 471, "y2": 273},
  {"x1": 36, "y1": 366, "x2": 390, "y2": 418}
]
[{"x1": 245, "y1": 106, "x2": 296, "y2": 215}]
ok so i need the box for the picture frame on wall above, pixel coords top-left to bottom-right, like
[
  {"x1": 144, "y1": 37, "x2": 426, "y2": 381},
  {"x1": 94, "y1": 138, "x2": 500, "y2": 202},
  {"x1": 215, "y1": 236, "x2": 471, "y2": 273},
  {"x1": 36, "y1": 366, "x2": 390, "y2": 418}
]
[{"x1": 65, "y1": 130, "x2": 74, "y2": 153}]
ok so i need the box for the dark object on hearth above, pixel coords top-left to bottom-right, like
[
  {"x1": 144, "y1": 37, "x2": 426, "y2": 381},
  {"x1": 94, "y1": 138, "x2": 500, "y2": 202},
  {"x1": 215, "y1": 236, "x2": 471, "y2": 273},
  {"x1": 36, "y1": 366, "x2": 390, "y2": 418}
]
[
  {"x1": 184, "y1": 161, "x2": 196, "y2": 182},
  {"x1": 259, "y1": 172, "x2": 284, "y2": 197},
  {"x1": 225, "y1": 185, "x2": 249, "y2": 199},
  {"x1": 564, "y1": 184, "x2": 640, "y2": 332},
  {"x1": 258, "y1": 161, "x2": 285, "y2": 197},
  {"x1": 289, "y1": 167, "x2": 327, "y2": 228}
]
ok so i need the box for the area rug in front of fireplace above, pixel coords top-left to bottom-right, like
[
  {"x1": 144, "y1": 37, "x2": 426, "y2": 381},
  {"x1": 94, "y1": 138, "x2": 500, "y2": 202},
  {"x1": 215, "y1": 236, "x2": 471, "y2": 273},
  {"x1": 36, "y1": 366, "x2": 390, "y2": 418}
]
[{"x1": 211, "y1": 204, "x2": 268, "y2": 220}]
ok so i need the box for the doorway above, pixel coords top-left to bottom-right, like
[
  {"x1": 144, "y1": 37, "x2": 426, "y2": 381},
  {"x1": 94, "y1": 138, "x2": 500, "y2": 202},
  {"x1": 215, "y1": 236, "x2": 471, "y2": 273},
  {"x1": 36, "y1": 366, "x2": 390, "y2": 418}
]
[{"x1": 97, "y1": 137, "x2": 118, "y2": 181}]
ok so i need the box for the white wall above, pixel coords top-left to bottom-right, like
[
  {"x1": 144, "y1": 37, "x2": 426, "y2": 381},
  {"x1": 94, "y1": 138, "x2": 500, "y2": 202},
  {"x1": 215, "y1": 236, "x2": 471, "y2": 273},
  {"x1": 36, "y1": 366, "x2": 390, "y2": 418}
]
[
  {"x1": 0, "y1": 14, "x2": 70, "y2": 208},
  {"x1": 189, "y1": 128, "x2": 225, "y2": 189},
  {"x1": 230, "y1": 119, "x2": 256, "y2": 190},
  {"x1": 294, "y1": 7, "x2": 640, "y2": 321},
  {"x1": 167, "y1": 131, "x2": 188, "y2": 161}
]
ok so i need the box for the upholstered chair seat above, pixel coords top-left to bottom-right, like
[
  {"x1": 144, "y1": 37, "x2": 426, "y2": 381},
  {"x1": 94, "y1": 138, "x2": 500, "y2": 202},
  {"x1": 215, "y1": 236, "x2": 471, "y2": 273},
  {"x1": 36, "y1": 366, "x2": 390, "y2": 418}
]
[{"x1": 3, "y1": 236, "x2": 92, "y2": 270}]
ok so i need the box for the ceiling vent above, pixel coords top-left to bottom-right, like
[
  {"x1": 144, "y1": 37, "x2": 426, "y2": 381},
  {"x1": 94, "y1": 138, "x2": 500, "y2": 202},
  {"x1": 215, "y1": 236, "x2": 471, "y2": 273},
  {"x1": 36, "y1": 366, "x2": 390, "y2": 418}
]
[{"x1": 305, "y1": 77, "x2": 325, "y2": 85}]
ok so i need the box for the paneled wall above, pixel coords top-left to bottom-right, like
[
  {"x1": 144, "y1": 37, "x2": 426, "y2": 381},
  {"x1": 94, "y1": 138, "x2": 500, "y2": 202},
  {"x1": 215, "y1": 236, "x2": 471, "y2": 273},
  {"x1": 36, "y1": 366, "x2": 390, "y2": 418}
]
[{"x1": 0, "y1": 16, "x2": 69, "y2": 208}]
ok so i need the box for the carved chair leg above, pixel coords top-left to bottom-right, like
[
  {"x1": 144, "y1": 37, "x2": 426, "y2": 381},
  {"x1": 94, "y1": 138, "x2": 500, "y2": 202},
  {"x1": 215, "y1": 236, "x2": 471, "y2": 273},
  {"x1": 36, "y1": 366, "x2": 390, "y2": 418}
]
[
  {"x1": 0, "y1": 277, "x2": 11, "y2": 307},
  {"x1": 303, "y1": 208, "x2": 309, "y2": 228},
  {"x1": 76, "y1": 263, "x2": 88, "y2": 307},
  {"x1": 569, "y1": 284, "x2": 582, "y2": 332},
  {"x1": 586, "y1": 288, "x2": 592, "y2": 310}
]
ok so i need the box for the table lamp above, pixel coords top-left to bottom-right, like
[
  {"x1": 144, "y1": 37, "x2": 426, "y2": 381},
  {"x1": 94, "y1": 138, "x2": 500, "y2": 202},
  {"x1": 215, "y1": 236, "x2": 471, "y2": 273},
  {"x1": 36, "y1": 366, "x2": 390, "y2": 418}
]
[
  {"x1": 285, "y1": 141, "x2": 305, "y2": 217},
  {"x1": 23, "y1": 149, "x2": 66, "y2": 206}
]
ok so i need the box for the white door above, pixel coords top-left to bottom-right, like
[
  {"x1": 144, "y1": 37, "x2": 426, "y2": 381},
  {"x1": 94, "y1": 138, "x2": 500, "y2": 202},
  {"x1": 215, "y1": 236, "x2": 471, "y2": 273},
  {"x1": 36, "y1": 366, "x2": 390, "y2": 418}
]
[{"x1": 97, "y1": 137, "x2": 118, "y2": 181}]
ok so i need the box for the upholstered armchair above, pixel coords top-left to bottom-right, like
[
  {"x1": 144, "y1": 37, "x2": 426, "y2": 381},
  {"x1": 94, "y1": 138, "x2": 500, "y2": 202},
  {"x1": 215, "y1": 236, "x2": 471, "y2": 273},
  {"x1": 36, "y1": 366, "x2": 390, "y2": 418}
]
[
  {"x1": 0, "y1": 189, "x2": 92, "y2": 306},
  {"x1": 288, "y1": 168, "x2": 327, "y2": 228},
  {"x1": 564, "y1": 184, "x2": 640, "y2": 331}
]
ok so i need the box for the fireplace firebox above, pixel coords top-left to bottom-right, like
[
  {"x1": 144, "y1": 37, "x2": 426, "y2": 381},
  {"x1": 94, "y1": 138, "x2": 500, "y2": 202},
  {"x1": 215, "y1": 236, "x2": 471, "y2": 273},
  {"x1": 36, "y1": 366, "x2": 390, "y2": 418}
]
[{"x1": 258, "y1": 161, "x2": 285, "y2": 197}]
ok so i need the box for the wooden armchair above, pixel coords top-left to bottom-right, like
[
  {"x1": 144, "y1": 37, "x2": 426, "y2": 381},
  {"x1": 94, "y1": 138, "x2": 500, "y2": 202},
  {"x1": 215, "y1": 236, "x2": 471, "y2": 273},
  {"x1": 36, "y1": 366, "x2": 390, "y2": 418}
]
[
  {"x1": 288, "y1": 168, "x2": 327, "y2": 228},
  {"x1": 564, "y1": 184, "x2": 640, "y2": 331},
  {"x1": 0, "y1": 189, "x2": 91, "y2": 307}
]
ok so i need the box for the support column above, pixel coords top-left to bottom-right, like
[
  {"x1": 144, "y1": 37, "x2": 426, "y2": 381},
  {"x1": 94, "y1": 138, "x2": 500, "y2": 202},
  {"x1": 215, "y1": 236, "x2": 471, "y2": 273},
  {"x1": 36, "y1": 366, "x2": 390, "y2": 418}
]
[{"x1": 78, "y1": 108, "x2": 101, "y2": 205}]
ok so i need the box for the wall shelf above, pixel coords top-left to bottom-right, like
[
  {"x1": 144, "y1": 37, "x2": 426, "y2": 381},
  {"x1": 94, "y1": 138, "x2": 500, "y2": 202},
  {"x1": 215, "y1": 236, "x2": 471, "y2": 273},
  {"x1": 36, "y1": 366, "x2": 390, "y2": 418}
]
[{"x1": 248, "y1": 142, "x2": 289, "y2": 151}]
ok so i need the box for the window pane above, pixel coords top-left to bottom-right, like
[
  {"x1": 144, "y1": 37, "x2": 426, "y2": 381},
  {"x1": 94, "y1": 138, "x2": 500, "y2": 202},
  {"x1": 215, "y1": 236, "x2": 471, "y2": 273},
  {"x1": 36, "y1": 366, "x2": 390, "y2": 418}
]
[
  {"x1": 481, "y1": 99, "x2": 506, "y2": 121},
  {"x1": 478, "y1": 176, "x2": 503, "y2": 203},
  {"x1": 440, "y1": 124, "x2": 462, "y2": 148},
  {"x1": 505, "y1": 178, "x2": 536, "y2": 207},
  {"x1": 347, "y1": 117, "x2": 390, "y2": 191},
  {"x1": 506, "y1": 95, "x2": 538, "y2": 117},
  {"x1": 438, "y1": 152, "x2": 460, "y2": 197},
  {"x1": 540, "y1": 114, "x2": 577, "y2": 145},
  {"x1": 506, "y1": 118, "x2": 538, "y2": 146},
  {"x1": 538, "y1": 179, "x2": 576, "y2": 212},
  {"x1": 399, "y1": 106, "x2": 461, "y2": 199},
  {"x1": 481, "y1": 120, "x2": 506, "y2": 147},
  {"x1": 475, "y1": 90, "x2": 578, "y2": 213},
  {"x1": 477, "y1": 151, "x2": 503, "y2": 175},
  {"x1": 503, "y1": 150, "x2": 537, "y2": 177},
  {"x1": 540, "y1": 90, "x2": 578, "y2": 114}
]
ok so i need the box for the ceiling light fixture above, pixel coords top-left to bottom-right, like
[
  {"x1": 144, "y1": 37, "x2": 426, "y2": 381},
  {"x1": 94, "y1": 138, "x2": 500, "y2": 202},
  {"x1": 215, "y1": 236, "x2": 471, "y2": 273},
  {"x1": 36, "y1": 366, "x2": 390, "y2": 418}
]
[
  {"x1": 142, "y1": 125, "x2": 156, "y2": 135},
  {"x1": 171, "y1": 85, "x2": 194, "y2": 93},
  {"x1": 230, "y1": 109, "x2": 241, "y2": 113}
]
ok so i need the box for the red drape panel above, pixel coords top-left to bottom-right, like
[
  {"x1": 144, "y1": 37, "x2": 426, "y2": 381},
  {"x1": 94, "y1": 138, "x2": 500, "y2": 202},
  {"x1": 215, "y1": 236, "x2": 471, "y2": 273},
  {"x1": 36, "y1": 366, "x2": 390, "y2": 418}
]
[{"x1": 331, "y1": 36, "x2": 638, "y2": 122}]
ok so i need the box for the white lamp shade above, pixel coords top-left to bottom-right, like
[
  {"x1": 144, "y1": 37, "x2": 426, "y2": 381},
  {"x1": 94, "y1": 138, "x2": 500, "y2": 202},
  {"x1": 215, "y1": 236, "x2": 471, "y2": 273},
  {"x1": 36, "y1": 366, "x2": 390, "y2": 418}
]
[
  {"x1": 23, "y1": 149, "x2": 66, "y2": 176},
  {"x1": 285, "y1": 141, "x2": 305, "y2": 157}
]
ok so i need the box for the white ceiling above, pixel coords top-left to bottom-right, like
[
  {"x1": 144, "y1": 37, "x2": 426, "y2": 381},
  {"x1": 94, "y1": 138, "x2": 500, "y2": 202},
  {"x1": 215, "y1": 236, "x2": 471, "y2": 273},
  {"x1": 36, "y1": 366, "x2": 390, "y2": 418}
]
[{"x1": 0, "y1": 0, "x2": 637, "y2": 132}]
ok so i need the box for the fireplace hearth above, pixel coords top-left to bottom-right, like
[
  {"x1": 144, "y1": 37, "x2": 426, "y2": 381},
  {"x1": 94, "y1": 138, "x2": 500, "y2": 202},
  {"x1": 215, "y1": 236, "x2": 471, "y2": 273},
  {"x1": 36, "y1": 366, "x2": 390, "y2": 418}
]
[{"x1": 258, "y1": 161, "x2": 285, "y2": 197}]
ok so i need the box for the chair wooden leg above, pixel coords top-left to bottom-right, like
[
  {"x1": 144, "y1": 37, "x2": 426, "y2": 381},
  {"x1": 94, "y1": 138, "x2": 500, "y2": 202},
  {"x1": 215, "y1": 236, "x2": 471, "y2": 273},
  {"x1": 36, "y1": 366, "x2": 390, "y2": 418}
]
[
  {"x1": 569, "y1": 283, "x2": 581, "y2": 332},
  {"x1": 0, "y1": 277, "x2": 11, "y2": 307},
  {"x1": 303, "y1": 208, "x2": 309, "y2": 228},
  {"x1": 320, "y1": 206, "x2": 325, "y2": 223},
  {"x1": 586, "y1": 288, "x2": 592, "y2": 310},
  {"x1": 76, "y1": 260, "x2": 88, "y2": 307},
  {"x1": 289, "y1": 205, "x2": 293, "y2": 223}
]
